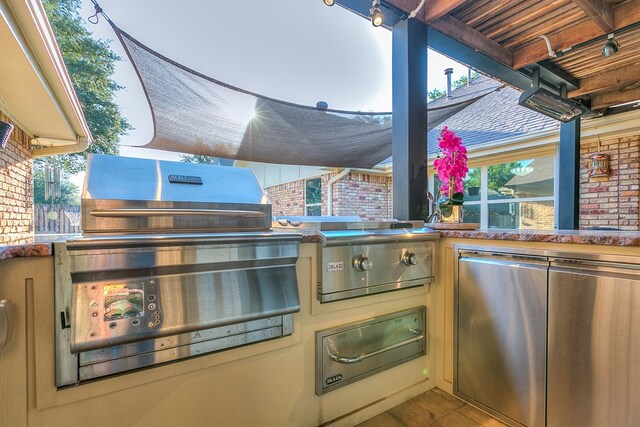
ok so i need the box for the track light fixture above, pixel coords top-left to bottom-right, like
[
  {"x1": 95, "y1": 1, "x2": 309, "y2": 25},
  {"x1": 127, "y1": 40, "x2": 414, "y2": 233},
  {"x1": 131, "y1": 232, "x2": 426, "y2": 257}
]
[
  {"x1": 602, "y1": 34, "x2": 619, "y2": 57},
  {"x1": 370, "y1": 0, "x2": 383, "y2": 27},
  {"x1": 322, "y1": 0, "x2": 335, "y2": 6}
]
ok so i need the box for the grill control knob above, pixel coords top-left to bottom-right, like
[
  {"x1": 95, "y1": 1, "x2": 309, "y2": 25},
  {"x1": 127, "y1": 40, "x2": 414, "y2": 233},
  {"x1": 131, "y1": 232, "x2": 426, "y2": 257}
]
[
  {"x1": 353, "y1": 255, "x2": 372, "y2": 272},
  {"x1": 402, "y1": 251, "x2": 418, "y2": 266}
]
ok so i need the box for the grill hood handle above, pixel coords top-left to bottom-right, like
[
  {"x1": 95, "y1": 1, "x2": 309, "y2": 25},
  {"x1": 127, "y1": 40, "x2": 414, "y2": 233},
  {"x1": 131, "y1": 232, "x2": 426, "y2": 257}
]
[{"x1": 90, "y1": 208, "x2": 266, "y2": 218}]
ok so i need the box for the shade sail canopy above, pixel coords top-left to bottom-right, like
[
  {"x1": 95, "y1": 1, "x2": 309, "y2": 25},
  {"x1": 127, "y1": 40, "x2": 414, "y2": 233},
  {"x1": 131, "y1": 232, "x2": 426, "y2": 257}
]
[{"x1": 115, "y1": 25, "x2": 496, "y2": 168}]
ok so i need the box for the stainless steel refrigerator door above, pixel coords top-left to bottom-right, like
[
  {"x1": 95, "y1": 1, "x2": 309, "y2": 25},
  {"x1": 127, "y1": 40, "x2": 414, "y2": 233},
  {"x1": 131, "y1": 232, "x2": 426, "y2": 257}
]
[
  {"x1": 456, "y1": 251, "x2": 547, "y2": 427},
  {"x1": 548, "y1": 258, "x2": 640, "y2": 427}
]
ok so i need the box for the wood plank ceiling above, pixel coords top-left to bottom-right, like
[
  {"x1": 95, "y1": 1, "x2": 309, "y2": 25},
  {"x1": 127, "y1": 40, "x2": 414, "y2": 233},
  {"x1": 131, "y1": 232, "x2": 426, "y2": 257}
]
[{"x1": 384, "y1": 0, "x2": 640, "y2": 112}]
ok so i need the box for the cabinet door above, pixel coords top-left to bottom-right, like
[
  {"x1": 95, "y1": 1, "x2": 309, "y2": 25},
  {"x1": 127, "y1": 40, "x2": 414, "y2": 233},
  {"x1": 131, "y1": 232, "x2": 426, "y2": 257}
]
[
  {"x1": 548, "y1": 260, "x2": 640, "y2": 427},
  {"x1": 456, "y1": 252, "x2": 547, "y2": 427},
  {"x1": 0, "y1": 258, "x2": 32, "y2": 426}
]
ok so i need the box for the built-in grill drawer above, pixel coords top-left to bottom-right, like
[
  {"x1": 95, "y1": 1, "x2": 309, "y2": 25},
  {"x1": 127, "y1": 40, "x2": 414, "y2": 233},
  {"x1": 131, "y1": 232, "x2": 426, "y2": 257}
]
[{"x1": 315, "y1": 306, "x2": 426, "y2": 395}]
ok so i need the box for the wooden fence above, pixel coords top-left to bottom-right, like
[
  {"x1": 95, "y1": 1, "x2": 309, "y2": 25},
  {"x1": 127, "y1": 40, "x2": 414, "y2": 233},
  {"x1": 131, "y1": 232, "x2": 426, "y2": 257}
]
[{"x1": 34, "y1": 205, "x2": 81, "y2": 234}]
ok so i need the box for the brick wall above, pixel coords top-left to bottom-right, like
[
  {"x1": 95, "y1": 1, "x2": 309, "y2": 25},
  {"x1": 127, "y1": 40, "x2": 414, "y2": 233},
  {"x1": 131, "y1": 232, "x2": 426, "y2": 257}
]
[
  {"x1": 580, "y1": 135, "x2": 640, "y2": 230},
  {"x1": 265, "y1": 172, "x2": 391, "y2": 220},
  {"x1": 333, "y1": 172, "x2": 392, "y2": 220},
  {"x1": 519, "y1": 201, "x2": 554, "y2": 230},
  {"x1": 0, "y1": 113, "x2": 33, "y2": 234}
]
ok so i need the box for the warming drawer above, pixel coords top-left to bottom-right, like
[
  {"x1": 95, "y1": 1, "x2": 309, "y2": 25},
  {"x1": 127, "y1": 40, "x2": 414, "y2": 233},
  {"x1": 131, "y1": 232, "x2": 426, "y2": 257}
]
[{"x1": 316, "y1": 306, "x2": 426, "y2": 395}]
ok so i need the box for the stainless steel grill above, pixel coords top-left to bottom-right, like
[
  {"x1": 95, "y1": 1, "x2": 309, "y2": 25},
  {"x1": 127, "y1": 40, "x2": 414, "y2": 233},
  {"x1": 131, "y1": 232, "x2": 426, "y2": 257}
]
[
  {"x1": 55, "y1": 155, "x2": 301, "y2": 387},
  {"x1": 273, "y1": 217, "x2": 437, "y2": 302}
]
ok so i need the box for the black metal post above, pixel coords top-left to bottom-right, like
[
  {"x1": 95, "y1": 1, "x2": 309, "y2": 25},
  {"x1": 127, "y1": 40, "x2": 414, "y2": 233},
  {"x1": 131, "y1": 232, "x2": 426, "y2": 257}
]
[
  {"x1": 392, "y1": 18, "x2": 428, "y2": 221},
  {"x1": 557, "y1": 118, "x2": 581, "y2": 229}
]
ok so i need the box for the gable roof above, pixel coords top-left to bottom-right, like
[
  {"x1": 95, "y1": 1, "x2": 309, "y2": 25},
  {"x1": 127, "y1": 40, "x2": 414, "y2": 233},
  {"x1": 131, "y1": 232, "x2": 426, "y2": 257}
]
[
  {"x1": 426, "y1": 76, "x2": 559, "y2": 155},
  {"x1": 376, "y1": 75, "x2": 559, "y2": 168}
]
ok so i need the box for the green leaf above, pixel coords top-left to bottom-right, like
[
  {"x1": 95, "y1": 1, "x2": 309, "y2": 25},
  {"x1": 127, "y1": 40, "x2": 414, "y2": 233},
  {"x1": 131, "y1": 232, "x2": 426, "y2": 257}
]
[
  {"x1": 451, "y1": 192, "x2": 464, "y2": 205},
  {"x1": 440, "y1": 204, "x2": 453, "y2": 218}
]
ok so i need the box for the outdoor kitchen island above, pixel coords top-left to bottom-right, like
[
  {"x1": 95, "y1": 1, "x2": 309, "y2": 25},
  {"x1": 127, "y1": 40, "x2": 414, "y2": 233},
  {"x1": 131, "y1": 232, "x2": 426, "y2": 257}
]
[{"x1": 2, "y1": 227, "x2": 640, "y2": 426}]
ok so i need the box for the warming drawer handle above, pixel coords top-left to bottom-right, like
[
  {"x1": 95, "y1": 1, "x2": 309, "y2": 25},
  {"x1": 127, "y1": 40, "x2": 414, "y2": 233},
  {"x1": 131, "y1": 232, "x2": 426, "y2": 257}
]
[
  {"x1": 327, "y1": 329, "x2": 424, "y2": 364},
  {"x1": 90, "y1": 208, "x2": 266, "y2": 218},
  {"x1": 0, "y1": 300, "x2": 9, "y2": 349}
]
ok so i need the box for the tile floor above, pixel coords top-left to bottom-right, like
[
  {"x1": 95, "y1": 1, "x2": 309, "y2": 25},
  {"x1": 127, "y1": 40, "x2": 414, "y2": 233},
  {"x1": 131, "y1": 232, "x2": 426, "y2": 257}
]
[{"x1": 356, "y1": 388, "x2": 508, "y2": 427}]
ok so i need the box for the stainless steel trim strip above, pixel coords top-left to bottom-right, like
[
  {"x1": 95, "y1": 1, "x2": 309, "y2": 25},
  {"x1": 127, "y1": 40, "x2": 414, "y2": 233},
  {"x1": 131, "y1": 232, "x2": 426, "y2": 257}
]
[
  {"x1": 320, "y1": 229, "x2": 439, "y2": 246},
  {"x1": 327, "y1": 330, "x2": 424, "y2": 364},
  {"x1": 319, "y1": 280, "x2": 430, "y2": 303},
  {"x1": 65, "y1": 232, "x2": 302, "y2": 249},
  {"x1": 90, "y1": 208, "x2": 266, "y2": 218}
]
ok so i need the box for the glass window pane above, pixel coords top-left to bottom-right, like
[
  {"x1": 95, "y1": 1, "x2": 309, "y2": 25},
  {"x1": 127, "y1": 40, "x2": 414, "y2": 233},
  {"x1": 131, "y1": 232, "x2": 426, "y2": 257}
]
[
  {"x1": 305, "y1": 178, "x2": 321, "y2": 205},
  {"x1": 488, "y1": 157, "x2": 554, "y2": 200},
  {"x1": 465, "y1": 168, "x2": 480, "y2": 202},
  {"x1": 433, "y1": 168, "x2": 480, "y2": 202},
  {"x1": 489, "y1": 201, "x2": 554, "y2": 230},
  {"x1": 306, "y1": 205, "x2": 321, "y2": 216},
  {"x1": 462, "y1": 204, "x2": 480, "y2": 224}
]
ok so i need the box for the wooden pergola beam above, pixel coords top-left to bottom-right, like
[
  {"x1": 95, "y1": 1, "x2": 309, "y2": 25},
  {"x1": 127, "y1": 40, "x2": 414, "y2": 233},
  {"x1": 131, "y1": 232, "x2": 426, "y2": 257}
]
[
  {"x1": 423, "y1": 0, "x2": 470, "y2": 22},
  {"x1": 513, "y1": 0, "x2": 640, "y2": 69},
  {"x1": 572, "y1": 0, "x2": 614, "y2": 33},
  {"x1": 430, "y1": 15, "x2": 513, "y2": 67},
  {"x1": 569, "y1": 63, "x2": 640, "y2": 98},
  {"x1": 591, "y1": 86, "x2": 640, "y2": 110}
]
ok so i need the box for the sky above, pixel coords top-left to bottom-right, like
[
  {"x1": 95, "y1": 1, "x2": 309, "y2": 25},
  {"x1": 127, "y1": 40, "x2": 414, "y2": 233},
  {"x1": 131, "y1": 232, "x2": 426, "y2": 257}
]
[{"x1": 76, "y1": 0, "x2": 470, "y2": 163}]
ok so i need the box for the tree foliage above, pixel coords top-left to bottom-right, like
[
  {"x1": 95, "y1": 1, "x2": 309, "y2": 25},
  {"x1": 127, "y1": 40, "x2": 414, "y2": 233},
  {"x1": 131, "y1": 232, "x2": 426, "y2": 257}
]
[
  {"x1": 428, "y1": 71, "x2": 481, "y2": 101},
  {"x1": 180, "y1": 154, "x2": 221, "y2": 165},
  {"x1": 39, "y1": 0, "x2": 130, "y2": 175},
  {"x1": 32, "y1": 169, "x2": 80, "y2": 205},
  {"x1": 428, "y1": 88, "x2": 446, "y2": 101}
]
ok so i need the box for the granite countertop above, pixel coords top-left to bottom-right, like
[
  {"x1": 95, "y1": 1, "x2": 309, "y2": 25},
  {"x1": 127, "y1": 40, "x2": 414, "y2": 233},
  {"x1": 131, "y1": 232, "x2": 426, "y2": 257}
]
[
  {"x1": 437, "y1": 228, "x2": 640, "y2": 246},
  {"x1": 0, "y1": 234, "x2": 79, "y2": 260},
  {"x1": 4, "y1": 229, "x2": 640, "y2": 261}
]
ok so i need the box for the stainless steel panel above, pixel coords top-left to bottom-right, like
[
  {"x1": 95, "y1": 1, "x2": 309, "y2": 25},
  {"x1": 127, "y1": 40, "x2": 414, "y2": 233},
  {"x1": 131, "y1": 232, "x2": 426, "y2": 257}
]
[
  {"x1": 54, "y1": 235, "x2": 301, "y2": 387},
  {"x1": 456, "y1": 251, "x2": 547, "y2": 427},
  {"x1": 70, "y1": 265, "x2": 300, "y2": 353},
  {"x1": 81, "y1": 154, "x2": 271, "y2": 233},
  {"x1": 78, "y1": 315, "x2": 292, "y2": 381},
  {"x1": 316, "y1": 306, "x2": 426, "y2": 395},
  {"x1": 318, "y1": 241, "x2": 433, "y2": 302},
  {"x1": 548, "y1": 258, "x2": 640, "y2": 427},
  {"x1": 84, "y1": 154, "x2": 267, "y2": 205}
]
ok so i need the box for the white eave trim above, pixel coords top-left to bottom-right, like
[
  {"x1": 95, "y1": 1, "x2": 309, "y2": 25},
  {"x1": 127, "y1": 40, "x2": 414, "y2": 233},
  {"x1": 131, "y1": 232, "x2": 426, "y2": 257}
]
[{"x1": 2, "y1": 0, "x2": 92, "y2": 154}]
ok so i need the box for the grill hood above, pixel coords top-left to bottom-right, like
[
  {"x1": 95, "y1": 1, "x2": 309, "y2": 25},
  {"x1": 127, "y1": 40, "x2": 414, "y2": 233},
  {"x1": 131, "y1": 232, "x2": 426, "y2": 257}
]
[{"x1": 81, "y1": 154, "x2": 271, "y2": 234}]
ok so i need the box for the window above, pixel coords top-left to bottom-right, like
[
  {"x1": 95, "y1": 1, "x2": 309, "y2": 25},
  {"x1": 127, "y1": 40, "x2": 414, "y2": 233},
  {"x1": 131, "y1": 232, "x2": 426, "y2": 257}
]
[
  {"x1": 487, "y1": 157, "x2": 554, "y2": 230},
  {"x1": 305, "y1": 178, "x2": 322, "y2": 216},
  {"x1": 430, "y1": 156, "x2": 555, "y2": 230}
]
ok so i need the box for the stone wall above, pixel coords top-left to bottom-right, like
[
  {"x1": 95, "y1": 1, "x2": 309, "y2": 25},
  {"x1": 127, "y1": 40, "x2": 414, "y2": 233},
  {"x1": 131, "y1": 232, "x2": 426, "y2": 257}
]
[
  {"x1": 580, "y1": 135, "x2": 639, "y2": 230},
  {"x1": 0, "y1": 113, "x2": 33, "y2": 234}
]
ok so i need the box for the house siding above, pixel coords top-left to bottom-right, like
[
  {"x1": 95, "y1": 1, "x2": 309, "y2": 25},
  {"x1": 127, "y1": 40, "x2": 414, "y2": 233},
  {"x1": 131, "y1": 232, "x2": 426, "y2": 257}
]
[
  {"x1": 580, "y1": 135, "x2": 639, "y2": 230},
  {"x1": 0, "y1": 113, "x2": 33, "y2": 234}
]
